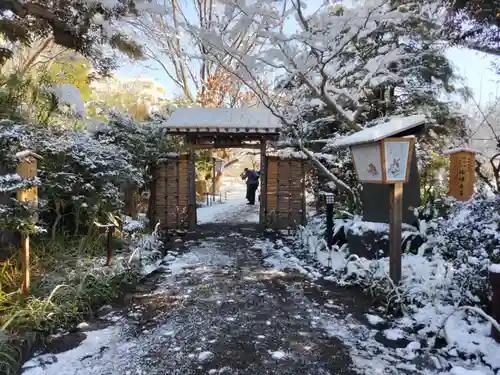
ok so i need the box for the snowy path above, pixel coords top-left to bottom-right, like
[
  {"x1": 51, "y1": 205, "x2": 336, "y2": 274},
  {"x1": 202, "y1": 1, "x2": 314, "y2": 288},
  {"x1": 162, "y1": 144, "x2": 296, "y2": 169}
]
[
  {"x1": 21, "y1": 187, "x2": 449, "y2": 375},
  {"x1": 197, "y1": 180, "x2": 259, "y2": 224},
  {"x1": 22, "y1": 225, "x2": 365, "y2": 375}
]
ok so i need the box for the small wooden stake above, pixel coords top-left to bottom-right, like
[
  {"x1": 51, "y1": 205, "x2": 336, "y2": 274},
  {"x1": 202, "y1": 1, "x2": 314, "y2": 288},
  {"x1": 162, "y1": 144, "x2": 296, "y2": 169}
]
[
  {"x1": 21, "y1": 234, "x2": 30, "y2": 296},
  {"x1": 389, "y1": 182, "x2": 403, "y2": 284},
  {"x1": 106, "y1": 229, "x2": 112, "y2": 266},
  {"x1": 98, "y1": 224, "x2": 115, "y2": 266},
  {"x1": 212, "y1": 158, "x2": 216, "y2": 204}
]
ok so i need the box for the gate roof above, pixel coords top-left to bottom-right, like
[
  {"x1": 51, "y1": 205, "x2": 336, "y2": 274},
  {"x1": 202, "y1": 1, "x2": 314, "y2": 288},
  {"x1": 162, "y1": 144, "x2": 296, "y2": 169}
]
[{"x1": 164, "y1": 108, "x2": 282, "y2": 135}]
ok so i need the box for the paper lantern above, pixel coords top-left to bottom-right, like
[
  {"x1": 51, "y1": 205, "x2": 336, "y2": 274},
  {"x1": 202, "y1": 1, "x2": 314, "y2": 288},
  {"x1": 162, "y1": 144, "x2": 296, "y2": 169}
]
[{"x1": 350, "y1": 137, "x2": 415, "y2": 184}]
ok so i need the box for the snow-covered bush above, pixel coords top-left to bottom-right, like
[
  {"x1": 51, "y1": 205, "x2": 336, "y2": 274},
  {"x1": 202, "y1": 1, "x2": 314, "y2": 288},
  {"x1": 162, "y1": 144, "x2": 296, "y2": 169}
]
[
  {"x1": 0, "y1": 120, "x2": 144, "y2": 238},
  {"x1": 292, "y1": 195, "x2": 500, "y2": 372},
  {"x1": 296, "y1": 195, "x2": 500, "y2": 312},
  {"x1": 89, "y1": 112, "x2": 180, "y2": 218},
  {"x1": 37, "y1": 125, "x2": 143, "y2": 237},
  {"x1": 424, "y1": 195, "x2": 500, "y2": 305}
]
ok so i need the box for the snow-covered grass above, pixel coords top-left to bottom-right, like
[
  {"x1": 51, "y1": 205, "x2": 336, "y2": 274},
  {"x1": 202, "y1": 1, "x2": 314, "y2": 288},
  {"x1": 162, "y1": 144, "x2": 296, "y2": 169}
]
[
  {"x1": 263, "y1": 195, "x2": 500, "y2": 375},
  {"x1": 0, "y1": 219, "x2": 164, "y2": 375}
]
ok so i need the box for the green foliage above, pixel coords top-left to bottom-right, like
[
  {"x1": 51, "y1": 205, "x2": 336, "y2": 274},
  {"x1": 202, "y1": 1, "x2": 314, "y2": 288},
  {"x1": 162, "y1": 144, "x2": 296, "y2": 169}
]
[
  {"x1": 87, "y1": 78, "x2": 172, "y2": 121},
  {"x1": 0, "y1": 119, "x2": 141, "y2": 237},
  {"x1": 0, "y1": 199, "x2": 38, "y2": 235},
  {"x1": 0, "y1": 234, "x2": 141, "y2": 375},
  {"x1": 0, "y1": 0, "x2": 146, "y2": 75},
  {"x1": 0, "y1": 72, "x2": 57, "y2": 123},
  {"x1": 196, "y1": 153, "x2": 214, "y2": 181},
  {"x1": 45, "y1": 55, "x2": 93, "y2": 102},
  {"x1": 420, "y1": 151, "x2": 449, "y2": 206}
]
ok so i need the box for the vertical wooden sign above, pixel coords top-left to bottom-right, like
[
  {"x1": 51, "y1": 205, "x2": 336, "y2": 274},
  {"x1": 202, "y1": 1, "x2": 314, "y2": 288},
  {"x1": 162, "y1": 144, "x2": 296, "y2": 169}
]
[
  {"x1": 446, "y1": 149, "x2": 476, "y2": 201},
  {"x1": 15, "y1": 150, "x2": 41, "y2": 297}
]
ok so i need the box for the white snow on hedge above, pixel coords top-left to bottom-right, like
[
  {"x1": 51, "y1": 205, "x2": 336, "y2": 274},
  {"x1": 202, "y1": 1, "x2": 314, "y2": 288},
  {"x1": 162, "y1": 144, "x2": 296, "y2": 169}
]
[
  {"x1": 261, "y1": 195, "x2": 500, "y2": 375},
  {"x1": 489, "y1": 264, "x2": 500, "y2": 274},
  {"x1": 45, "y1": 84, "x2": 85, "y2": 118}
]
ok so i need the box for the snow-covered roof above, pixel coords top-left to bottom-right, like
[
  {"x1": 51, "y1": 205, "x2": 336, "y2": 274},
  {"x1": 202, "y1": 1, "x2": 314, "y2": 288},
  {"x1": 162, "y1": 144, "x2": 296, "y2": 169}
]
[
  {"x1": 164, "y1": 108, "x2": 282, "y2": 133},
  {"x1": 15, "y1": 150, "x2": 43, "y2": 160},
  {"x1": 443, "y1": 147, "x2": 476, "y2": 155},
  {"x1": 276, "y1": 149, "x2": 308, "y2": 160},
  {"x1": 330, "y1": 114, "x2": 427, "y2": 148}
]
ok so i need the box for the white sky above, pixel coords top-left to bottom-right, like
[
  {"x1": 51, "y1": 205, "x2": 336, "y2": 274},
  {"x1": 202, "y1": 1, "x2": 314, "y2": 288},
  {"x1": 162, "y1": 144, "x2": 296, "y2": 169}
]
[{"x1": 446, "y1": 47, "x2": 500, "y2": 105}]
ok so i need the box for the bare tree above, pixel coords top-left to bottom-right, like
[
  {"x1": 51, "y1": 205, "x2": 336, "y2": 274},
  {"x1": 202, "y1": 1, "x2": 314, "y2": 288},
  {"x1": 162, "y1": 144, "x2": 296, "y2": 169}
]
[
  {"x1": 451, "y1": 77, "x2": 500, "y2": 192},
  {"x1": 129, "y1": 0, "x2": 262, "y2": 107}
]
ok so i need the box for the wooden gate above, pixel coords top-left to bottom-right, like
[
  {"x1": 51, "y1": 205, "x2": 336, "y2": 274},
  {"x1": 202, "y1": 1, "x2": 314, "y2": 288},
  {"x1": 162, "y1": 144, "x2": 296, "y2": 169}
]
[
  {"x1": 265, "y1": 156, "x2": 307, "y2": 229},
  {"x1": 150, "y1": 154, "x2": 189, "y2": 229}
]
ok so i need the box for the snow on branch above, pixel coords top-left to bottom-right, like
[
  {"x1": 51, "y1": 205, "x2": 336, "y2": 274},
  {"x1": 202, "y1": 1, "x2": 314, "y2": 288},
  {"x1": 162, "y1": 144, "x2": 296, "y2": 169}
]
[
  {"x1": 189, "y1": 0, "x2": 449, "y2": 192},
  {"x1": 45, "y1": 84, "x2": 85, "y2": 118}
]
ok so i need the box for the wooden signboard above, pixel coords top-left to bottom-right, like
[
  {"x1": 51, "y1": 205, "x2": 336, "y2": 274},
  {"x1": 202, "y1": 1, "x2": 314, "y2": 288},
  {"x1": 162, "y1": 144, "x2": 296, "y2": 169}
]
[
  {"x1": 16, "y1": 154, "x2": 38, "y2": 202},
  {"x1": 447, "y1": 149, "x2": 475, "y2": 201}
]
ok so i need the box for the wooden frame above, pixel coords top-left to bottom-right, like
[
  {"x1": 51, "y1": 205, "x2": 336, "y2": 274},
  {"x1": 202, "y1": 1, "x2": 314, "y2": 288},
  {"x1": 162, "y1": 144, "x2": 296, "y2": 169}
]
[
  {"x1": 350, "y1": 145, "x2": 382, "y2": 184},
  {"x1": 185, "y1": 134, "x2": 278, "y2": 230},
  {"x1": 154, "y1": 125, "x2": 308, "y2": 231},
  {"x1": 350, "y1": 137, "x2": 415, "y2": 185},
  {"x1": 380, "y1": 137, "x2": 415, "y2": 184}
]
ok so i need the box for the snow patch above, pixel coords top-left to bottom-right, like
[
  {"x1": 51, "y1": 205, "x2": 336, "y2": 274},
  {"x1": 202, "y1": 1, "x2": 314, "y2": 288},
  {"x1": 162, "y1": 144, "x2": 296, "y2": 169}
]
[{"x1": 269, "y1": 350, "x2": 287, "y2": 359}]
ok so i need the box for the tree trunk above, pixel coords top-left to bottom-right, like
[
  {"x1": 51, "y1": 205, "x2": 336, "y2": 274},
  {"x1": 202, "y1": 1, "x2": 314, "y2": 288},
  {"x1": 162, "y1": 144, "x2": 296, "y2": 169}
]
[{"x1": 51, "y1": 201, "x2": 62, "y2": 240}]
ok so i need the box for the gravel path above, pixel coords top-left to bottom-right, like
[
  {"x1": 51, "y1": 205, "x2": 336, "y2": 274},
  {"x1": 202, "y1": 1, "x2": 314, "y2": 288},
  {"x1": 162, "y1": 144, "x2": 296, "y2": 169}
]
[{"x1": 23, "y1": 225, "x2": 371, "y2": 375}]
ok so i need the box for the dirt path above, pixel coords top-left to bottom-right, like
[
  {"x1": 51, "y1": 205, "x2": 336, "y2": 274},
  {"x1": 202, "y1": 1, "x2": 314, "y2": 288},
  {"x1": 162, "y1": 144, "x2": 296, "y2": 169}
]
[{"x1": 22, "y1": 224, "x2": 377, "y2": 375}]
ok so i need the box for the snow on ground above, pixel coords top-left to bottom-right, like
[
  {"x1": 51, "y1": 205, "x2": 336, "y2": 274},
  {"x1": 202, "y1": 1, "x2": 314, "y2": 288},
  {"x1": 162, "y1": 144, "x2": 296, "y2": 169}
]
[
  {"x1": 256, "y1": 208, "x2": 500, "y2": 375},
  {"x1": 252, "y1": 236, "x2": 500, "y2": 375},
  {"x1": 20, "y1": 193, "x2": 500, "y2": 375},
  {"x1": 197, "y1": 177, "x2": 259, "y2": 224},
  {"x1": 22, "y1": 227, "x2": 362, "y2": 375}
]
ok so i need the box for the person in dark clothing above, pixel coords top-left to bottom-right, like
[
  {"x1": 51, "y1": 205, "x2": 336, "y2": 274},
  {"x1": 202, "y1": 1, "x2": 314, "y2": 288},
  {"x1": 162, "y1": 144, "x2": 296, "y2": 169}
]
[{"x1": 241, "y1": 168, "x2": 260, "y2": 205}]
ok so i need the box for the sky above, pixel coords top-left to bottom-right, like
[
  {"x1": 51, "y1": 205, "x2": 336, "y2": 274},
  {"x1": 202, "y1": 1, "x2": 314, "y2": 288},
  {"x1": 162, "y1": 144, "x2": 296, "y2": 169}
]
[
  {"x1": 116, "y1": 1, "x2": 500, "y2": 106},
  {"x1": 117, "y1": 48, "x2": 500, "y2": 104},
  {"x1": 445, "y1": 48, "x2": 500, "y2": 105}
]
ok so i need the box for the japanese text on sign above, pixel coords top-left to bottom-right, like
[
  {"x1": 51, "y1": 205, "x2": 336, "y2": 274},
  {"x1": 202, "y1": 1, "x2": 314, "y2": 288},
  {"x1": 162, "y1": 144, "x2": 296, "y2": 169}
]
[{"x1": 448, "y1": 151, "x2": 475, "y2": 201}]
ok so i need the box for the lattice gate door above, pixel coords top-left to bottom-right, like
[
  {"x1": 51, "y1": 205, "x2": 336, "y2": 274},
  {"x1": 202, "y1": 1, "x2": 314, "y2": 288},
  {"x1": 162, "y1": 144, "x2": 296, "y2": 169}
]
[
  {"x1": 265, "y1": 156, "x2": 307, "y2": 229},
  {"x1": 151, "y1": 155, "x2": 189, "y2": 229}
]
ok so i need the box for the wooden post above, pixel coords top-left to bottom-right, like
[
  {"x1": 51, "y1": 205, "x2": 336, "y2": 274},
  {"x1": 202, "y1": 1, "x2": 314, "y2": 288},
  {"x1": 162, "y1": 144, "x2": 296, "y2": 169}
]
[
  {"x1": 187, "y1": 145, "x2": 197, "y2": 230},
  {"x1": 490, "y1": 269, "x2": 500, "y2": 342},
  {"x1": 259, "y1": 140, "x2": 268, "y2": 228},
  {"x1": 16, "y1": 150, "x2": 41, "y2": 297},
  {"x1": 389, "y1": 182, "x2": 403, "y2": 284},
  {"x1": 106, "y1": 229, "x2": 112, "y2": 266},
  {"x1": 301, "y1": 160, "x2": 307, "y2": 226},
  {"x1": 212, "y1": 157, "x2": 216, "y2": 205},
  {"x1": 97, "y1": 224, "x2": 115, "y2": 266},
  {"x1": 21, "y1": 235, "x2": 29, "y2": 296}
]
